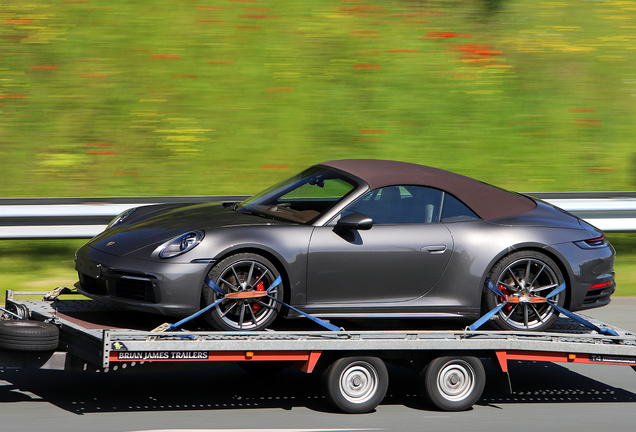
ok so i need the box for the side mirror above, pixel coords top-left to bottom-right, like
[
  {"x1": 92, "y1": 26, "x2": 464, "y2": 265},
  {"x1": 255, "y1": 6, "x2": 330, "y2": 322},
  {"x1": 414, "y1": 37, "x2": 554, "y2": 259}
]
[{"x1": 335, "y1": 213, "x2": 373, "y2": 231}]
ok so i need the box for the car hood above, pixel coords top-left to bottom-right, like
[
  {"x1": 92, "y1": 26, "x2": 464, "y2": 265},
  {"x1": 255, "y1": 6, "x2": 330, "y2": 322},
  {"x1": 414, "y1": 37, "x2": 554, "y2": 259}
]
[{"x1": 86, "y1": 202, "x2": 288, "y2": 256}]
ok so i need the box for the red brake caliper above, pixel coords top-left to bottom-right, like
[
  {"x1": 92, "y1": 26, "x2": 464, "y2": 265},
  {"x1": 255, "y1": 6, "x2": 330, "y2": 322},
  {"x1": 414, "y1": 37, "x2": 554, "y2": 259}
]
[
  {"x1": 499, "y1": 284, "x2": 513, "y2": 311},
  {"x1": 251, "y1": 280, "x2": 265, "y2": 313}
]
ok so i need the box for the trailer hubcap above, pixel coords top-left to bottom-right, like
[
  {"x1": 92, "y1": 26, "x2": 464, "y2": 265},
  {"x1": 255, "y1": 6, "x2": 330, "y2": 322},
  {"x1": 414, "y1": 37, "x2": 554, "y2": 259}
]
[
  {"x1": 339, "y1": 362, "x2": 379, "y2": 404},
  {"x1": 437, "y1": 360, "x2": 476, "y2": 402}
]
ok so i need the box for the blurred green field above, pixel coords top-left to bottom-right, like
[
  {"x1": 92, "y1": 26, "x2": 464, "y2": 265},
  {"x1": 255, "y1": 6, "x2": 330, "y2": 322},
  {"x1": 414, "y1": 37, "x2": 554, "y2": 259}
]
[
  {"x1": 1, "y1": 0, "x2": 636, "y2": 196},
  {"x1": 1, "y1": 0, "x2": 636, "y2": 300}
]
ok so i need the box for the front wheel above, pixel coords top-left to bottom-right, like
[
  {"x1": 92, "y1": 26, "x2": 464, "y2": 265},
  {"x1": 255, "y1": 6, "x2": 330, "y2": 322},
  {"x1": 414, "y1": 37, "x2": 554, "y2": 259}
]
[
  {"x1": 202, "y1": 253, "x2": 282, "y2": 331},
  {"x1": 484, "y1": 251, "x2": 566, "y2": 331},
  {"x1": 420, "y1": 356, "x2": 485, "y2": 411},
  {"x1": 322, "y1": 356, "x2": 389, "y2": 414}
]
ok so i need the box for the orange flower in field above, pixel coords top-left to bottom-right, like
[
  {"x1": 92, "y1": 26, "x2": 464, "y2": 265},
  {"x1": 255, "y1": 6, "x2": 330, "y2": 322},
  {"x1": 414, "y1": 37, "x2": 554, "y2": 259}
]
[
  {"x1": 426, "y1": 32, "x2": 472, "y2": 39},
  {"x1": 151, "y1": 54, "x2": 180, "y2": 60},
  {"x1": 452, "y1": 44, "x2": 504, "y2": 57},
  {"x1": 4, "y1": 19, "x2": 32, "y2": 25},
  {"x1": 353, "y1": 64, "x2": 381, "y2": 70}
]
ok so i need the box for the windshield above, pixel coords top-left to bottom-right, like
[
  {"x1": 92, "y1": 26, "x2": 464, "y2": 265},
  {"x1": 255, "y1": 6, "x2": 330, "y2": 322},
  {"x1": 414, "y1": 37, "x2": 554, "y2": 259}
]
[{"x1": 236, "y1": 166, "x2": 358, "y2": 224}]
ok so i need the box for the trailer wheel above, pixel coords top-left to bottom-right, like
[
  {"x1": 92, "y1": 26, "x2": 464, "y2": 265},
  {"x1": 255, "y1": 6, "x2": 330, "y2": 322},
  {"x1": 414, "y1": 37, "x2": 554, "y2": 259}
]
[
  {"x1": 421, "y1": 356, "x2": 485, "y2": 411},
  {"x1": 0, "y1": 320, "x2": 59, "y2": 352},
  {"x1": 322, "y1": 356, "x2": 388, "y2": 414}
]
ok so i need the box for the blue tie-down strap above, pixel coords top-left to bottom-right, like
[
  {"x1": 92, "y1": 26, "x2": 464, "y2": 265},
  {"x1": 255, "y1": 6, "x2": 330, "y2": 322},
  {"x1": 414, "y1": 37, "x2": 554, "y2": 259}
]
[
  {"x1": 485, "y1": 278, "x2": 506, "y2": 299},
  {"x1": 549, "y1": 303, "x2": 619, "y2": 336},
  {"x1": 467, "y1": 302, "x2": 506, "y2": 331},
  {"x1": 157, "y1": 277, "x2": 229, "y2": 333},
  {"x1": 168, "y1": 297, "x2": 226, "y2": 331},
  {"x1": 468, "y1": 279, "x2": 618, "y2": 336},
  {"x1": 267, "y1": 275, "x2": 282, "y2": 293},
  {"x1": 468, "y1": 278, "x2": 509, "y2": 331},
  {"x1": 205, "y1": 275, "x2": 226, "y2": 296},
  {"x1": 265, "y1": 274, "x2": 340, "y2": 331},
  {"x1": 545, "y1": 282, "x2": 566, "y2": 300},
  {"x1": 163, "y1": 273, "x2": 340, "y2": 333},
  {"x1": 266, "y1": 295, "x2": 341, "y2": 332}
]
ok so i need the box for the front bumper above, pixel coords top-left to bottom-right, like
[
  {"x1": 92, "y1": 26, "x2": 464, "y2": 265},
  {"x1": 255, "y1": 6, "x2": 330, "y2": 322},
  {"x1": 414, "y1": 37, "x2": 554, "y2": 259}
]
[{"x1": 75, "y1": 245, "x2": 211, "y2": 317}]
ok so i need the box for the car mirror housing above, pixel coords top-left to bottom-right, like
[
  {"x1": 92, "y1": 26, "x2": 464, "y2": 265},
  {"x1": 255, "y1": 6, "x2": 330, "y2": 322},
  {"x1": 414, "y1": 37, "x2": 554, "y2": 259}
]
[{"x1": 336, "y1": 213, "x2": 374, "y2": 231}]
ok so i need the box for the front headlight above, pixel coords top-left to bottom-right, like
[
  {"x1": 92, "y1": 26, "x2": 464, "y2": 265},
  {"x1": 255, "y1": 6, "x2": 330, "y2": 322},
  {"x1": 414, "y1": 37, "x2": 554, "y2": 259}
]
[
  {"x1": 108, "y1": 208, "x2": 137, "y2": 229},
  {"x1": 159, "y1": 231, "x2": 205, "y2": 258}
]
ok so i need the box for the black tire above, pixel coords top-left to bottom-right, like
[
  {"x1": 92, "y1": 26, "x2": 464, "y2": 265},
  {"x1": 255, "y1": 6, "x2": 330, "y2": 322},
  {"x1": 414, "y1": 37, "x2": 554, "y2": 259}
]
[
  {"x1": 421, "y1": 356, "x2": 485, "y2": 411},
  {"x1": 0, "y1": 320, "x2": 59, "y2": 352},
  {"x1": 484, "y1": 250, "x2": 566, "y2": 331},
  {"x1": 203, "y1": 253, "x2": 283, "y2": 331},
  {"x1": 322, "y1": 356, "x2": 388, "y2": 414}
]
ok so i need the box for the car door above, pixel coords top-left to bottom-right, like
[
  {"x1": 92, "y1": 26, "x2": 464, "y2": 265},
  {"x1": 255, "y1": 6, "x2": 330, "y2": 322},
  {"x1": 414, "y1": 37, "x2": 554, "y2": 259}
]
[{"x1": 306, "y1": 185, "x2": 454, "y2": 304}]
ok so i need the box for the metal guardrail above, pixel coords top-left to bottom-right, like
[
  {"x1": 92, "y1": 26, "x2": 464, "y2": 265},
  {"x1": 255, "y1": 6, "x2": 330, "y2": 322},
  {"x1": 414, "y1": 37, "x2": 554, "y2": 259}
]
[
  {"x1": 0, "y1": 193, "x2": 634, "y2": 239},
  {"x1": 0, "y1": 196, "x2": 249, "y2": 239}
]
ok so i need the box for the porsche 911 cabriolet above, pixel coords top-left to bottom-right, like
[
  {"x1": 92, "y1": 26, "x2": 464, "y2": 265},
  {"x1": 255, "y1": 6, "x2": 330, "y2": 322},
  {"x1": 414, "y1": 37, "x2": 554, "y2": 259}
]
[{"x1": 75, "y1": 159, "x2": 615, "y2": 332}]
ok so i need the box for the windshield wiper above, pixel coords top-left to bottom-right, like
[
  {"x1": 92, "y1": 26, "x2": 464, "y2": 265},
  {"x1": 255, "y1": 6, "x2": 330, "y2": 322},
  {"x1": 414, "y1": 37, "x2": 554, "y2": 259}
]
[{"x1": 238, "y1": 208, "x2": 272, "y2": 220}]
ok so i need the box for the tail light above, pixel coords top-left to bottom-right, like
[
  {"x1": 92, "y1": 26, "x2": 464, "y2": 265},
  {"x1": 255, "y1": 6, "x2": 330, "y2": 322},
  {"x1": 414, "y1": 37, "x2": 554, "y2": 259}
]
[{"x1": 574, "y1": 234, "x2": 607, "y2": 249}]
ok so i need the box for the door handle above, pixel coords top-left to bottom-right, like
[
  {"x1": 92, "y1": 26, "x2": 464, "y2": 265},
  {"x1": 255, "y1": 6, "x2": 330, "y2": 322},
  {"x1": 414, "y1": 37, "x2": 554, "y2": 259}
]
[{"x1": 422, "y1": 245, "x2": 446, "y2": 254}]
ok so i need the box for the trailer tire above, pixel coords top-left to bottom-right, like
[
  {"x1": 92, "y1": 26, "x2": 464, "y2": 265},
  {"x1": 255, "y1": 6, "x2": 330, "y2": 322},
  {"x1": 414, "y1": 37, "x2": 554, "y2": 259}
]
[
  {"x1": 421, "y1": 355, "x2": 485, "y2": 411},
  {"x1": 322, "y1": 356, "x2": 388, "y2": 414},
  {"x1": 0, "y1": 320, "x2": 59, "y2": 352}
]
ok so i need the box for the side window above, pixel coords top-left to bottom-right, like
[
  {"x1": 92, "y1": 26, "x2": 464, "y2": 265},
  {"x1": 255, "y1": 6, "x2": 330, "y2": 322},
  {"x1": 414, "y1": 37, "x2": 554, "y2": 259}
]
[
  {"x1": 441, "y1": 194, "x2": 479, "y2": 222},
  {"x1": 342, "y1": 185, "x2": 443, "y2": 224}
]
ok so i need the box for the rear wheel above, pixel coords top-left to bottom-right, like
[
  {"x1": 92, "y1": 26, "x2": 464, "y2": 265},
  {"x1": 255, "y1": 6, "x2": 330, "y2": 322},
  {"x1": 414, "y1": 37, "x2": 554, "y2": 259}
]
[
  {"x1": 322, "y1": 356, "x2": 388, "y2": 414},
  {"x1": 485, "y1": 251, "x2": 565, "y2": 331},
  {"x1": 203, "y1": 253, "x2": 282, "y2": 331},
  {"x1": 420, "y1": 355, "x2": 485, "y2": 411}
]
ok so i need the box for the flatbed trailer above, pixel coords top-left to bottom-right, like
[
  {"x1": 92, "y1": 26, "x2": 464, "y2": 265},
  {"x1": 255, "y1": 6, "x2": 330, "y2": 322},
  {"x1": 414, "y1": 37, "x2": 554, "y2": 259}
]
[{"x1": 2, "y1": 290, "x2": 636, "y2": 413}]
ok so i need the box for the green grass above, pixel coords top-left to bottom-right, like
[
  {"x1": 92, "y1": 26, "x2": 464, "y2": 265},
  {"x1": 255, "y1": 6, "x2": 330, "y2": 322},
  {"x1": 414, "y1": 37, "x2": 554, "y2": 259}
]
[
  {"x1": 0, "y1": 240, "x2": 84, "y2": 299},
  {"x1": 1, "y1": 1, "x2": 636, "y2": 299}
]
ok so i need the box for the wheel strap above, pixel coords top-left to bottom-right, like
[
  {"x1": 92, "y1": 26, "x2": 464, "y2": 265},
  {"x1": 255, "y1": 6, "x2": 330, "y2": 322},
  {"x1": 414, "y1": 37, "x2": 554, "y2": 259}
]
[
  {"x1": 468, "y1": 280, "x2": 618, "y2": 336},
  {"x1": 155, "y1": 274, "x2": 341, "y2": 333},
  {"x1": 152, "y1": 277, "x2": 228, "y2": 331}
]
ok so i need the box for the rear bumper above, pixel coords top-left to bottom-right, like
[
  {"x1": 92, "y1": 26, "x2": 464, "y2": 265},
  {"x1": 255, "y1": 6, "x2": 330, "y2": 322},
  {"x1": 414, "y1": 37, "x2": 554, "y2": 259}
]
[{"x1": 548, "y1": 241, "x2": 615, "y2": 312}]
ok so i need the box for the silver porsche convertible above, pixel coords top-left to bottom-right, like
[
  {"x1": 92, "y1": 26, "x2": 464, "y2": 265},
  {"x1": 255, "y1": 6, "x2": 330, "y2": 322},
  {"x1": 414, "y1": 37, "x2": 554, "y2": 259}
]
[{"x1": 75, "y1": 159, "x2": 615, "y2": 332}]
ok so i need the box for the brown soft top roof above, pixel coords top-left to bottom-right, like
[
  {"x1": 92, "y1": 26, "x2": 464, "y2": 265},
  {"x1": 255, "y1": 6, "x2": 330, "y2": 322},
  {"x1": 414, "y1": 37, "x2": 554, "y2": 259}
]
[{"x1": 320, "y1": 159, "x2": 536, "y2": 220}]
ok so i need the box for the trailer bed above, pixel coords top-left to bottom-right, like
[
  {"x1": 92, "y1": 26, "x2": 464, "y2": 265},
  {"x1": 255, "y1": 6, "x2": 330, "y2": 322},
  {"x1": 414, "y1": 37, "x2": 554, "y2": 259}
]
[
  {"x1": 3, "y1": 291, "x2": 636, "y2": 412},
  {"x1": 3, "y1": 291, "x2": 636, "y2": 371}
]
